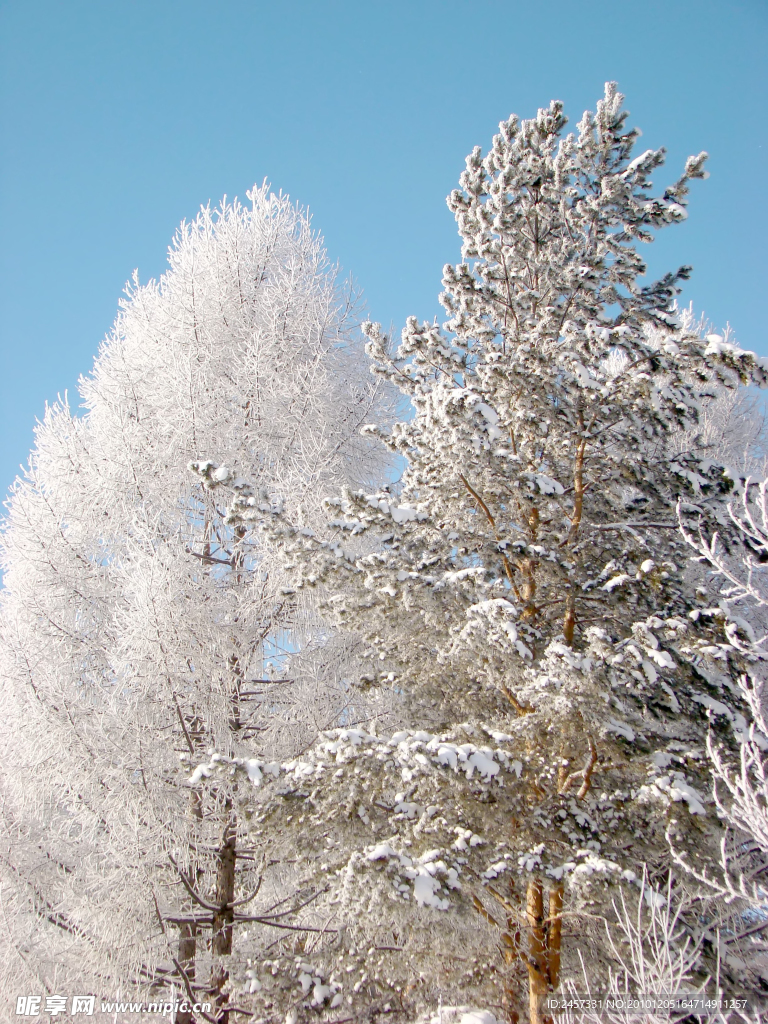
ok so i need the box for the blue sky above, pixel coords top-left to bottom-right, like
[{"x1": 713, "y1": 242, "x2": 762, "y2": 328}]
[{"x1": 1, "y1": 0, "x2": 766, "y2": 500}]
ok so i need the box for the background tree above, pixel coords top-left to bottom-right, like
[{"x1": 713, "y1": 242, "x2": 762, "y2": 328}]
[
  {"x1": 218, "y1": 85, "x2": 768, "y2": 1023},
  {"x1": 0, "y1": 186, "x2": 391, "y2": 1015},
  {"x1": 673, "y1": 476, "x2": 768, "y2": 998}
]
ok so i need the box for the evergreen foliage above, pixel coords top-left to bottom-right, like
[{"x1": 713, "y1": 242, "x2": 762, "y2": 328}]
[{"x1": 220, "y1": 84, "x2": 768, "y2": 1021}]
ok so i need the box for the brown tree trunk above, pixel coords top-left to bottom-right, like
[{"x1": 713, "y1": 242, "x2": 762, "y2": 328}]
[
  {"x1": 526, "y1": 879, "x2": 549, "y2": 1024},
  {"x1": 524, "y1": 878, "x2": 563, "y2": 1024},
  {"x1": 210, "y1": 814, "x2": 237, "y2": 1023},
  {"x1": 546, "y1": 885, "x2": 563, "y2": 991},
  {"x1": 176, "y1": 923, "x2": 197, "y2": 1024}
]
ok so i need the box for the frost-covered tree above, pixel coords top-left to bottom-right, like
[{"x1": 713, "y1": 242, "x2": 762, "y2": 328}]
[
  {"x1": 674, "y1": 478, "x2": 768, "y2": 995},
  {"x1": 0, "y1": 186, "x2": 391, "y2": 1015},
  {"x1": 214, "y1": 85, "x2": 768, "y2": 1022},
  {"x1": 671, "y1": 327, "x2": 768, "y2": 482}
]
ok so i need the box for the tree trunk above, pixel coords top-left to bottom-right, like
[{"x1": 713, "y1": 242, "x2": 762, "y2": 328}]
[
  {"x1": 176, "y1": 923, "x2": 197, "y2": 1024},
  {"x1": 546, "y1": 884, "x2": 563, "y2": 991},
  {"x1": 210, "y1": 814, "x2": 237, "y2": 1023},
  {"x1": 524, "y1": 878, "x2": 562, "y2": 1024},
  {"x1": 525, "y1": 879, "x2": 549, "y2": 1024}
]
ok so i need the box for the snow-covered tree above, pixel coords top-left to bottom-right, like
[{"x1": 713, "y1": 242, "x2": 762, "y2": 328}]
[
  {"x1": 216, "y1": 85, "x2": 768, "y2": 1022},
  {"x1": 558, "y1": 877, "x2": 708, "y2": 1024},
  {"x1": 0, "y1": 185, "x2": 391, "y2": 1015},
  {"x1": 674, "y1": 477, "x2": 768, "y2": 996},
  {"x1": 671, "y1": 325, "x2": 768, "y2": 483}
]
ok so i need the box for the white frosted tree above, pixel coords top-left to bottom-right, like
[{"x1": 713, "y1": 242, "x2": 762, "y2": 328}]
[
  {"x1": 0, "y1": 186, "x2": 392, "y2": 1017},
  {"x1": 211, "y1": 85, "x2": 768, "y2": 1023},
  {"x1": 673, "y1": 477, "x2": 768, "y2": 998}
]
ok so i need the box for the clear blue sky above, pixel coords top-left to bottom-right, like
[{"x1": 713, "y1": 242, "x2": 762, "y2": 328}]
[{"x1": 1, "y1": 0, "x2": 766, "y2": 500}]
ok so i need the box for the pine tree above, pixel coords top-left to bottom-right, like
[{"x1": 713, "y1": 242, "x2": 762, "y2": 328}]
[
  {"x1": 219, "y1": 85, "x2": 768, "y2": 1022},
  {"x1": 0, "y1": 186, "x2": 390, "y2": 1014}
]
